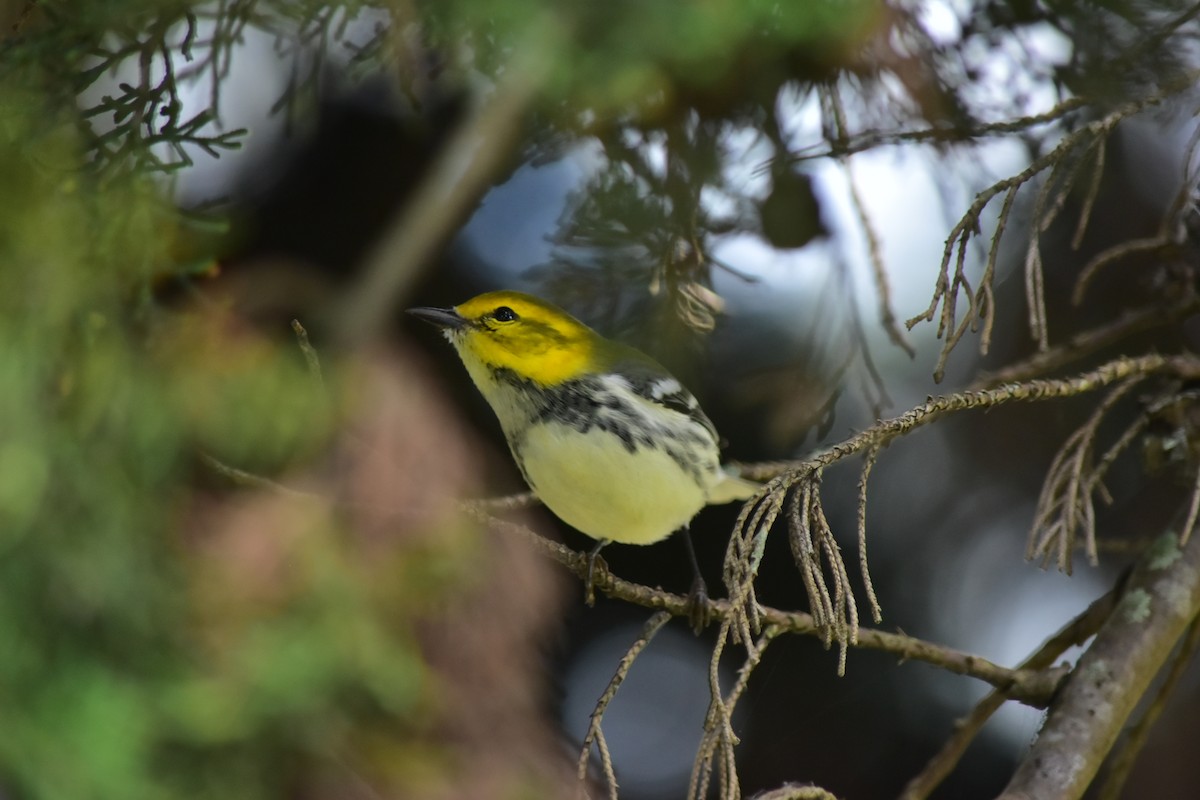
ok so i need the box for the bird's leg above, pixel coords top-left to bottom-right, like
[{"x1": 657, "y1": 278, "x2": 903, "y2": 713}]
[
  {"x1": 584, "y1": 538, "x2": 610, "y2": 606},
  {"x1": 681, "y1": 526, "x2": 711, "y2": 632}
]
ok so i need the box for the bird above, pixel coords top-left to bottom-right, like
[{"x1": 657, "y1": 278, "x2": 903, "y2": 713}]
[{"x1": 407, "y1": 290, "x2": 757, "y2": 626}]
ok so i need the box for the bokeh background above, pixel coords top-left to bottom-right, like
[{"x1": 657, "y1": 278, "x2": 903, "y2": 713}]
[{"x1": 3, "y1": 0, "x2": 1200, "y2": 797}]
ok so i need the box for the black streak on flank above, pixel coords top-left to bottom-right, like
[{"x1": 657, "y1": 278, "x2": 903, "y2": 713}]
[
  {"x1": 489, "y1": 369, "x2": 712, "y2": 483},
  {"x1": 491, "y1": 369, "x2": 651, "y2": 454}
]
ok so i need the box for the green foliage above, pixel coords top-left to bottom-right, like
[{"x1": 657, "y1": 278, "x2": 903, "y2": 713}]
[
  {"x1": 0, "y1": 74, "x2": 462, "y2": 799},
  {"x1": 424, "y1": 0, "x2": 878, "y2": 119}
]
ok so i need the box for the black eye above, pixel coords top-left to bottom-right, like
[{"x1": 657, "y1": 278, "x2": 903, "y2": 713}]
[{"x1": 493, "y1": 306, "x2": 517, "y2": 322}]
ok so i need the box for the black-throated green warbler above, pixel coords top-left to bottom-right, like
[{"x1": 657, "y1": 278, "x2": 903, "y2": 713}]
[{"x1": 408, "y1": 290, "x2": 756, "y2": 620}]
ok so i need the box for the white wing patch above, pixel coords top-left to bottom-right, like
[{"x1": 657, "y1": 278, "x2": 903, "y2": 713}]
[
  {"x1": 599, "y1": 374, "x2": 633, "y2": 393},
  {"x1": 597, "y1": 372, "x2": 717, "y2": 452},
  {"x1": 649, "y1": 377, "x2": 688, "y2": 404}
]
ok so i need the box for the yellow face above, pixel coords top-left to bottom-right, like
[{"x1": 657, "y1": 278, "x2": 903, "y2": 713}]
[{"x1": 448, "y1": 291, "x2": 597, "y2": 387}]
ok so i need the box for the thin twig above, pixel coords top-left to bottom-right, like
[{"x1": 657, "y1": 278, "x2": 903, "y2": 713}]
[
  {"x1": 1071, "y1": 137, "x2": 1107, "y2": 250},
  {"x1": 576, "y1": 610, "x2": 673, "y2": 799},
  {"x1": 1029, "y1": 376, "x2": 1148, "y2": 571},
  {"x1": 839, "y1": 251, "x2": 895, "y2": 412},
  {"x1": 750, "y1": 784, "x2": 841, "y2": 800},
  {"x1": 199, "y1": 452, "x2": 314, "y2": 497},
  {"x1": 460, "y1": 492, "x2": 539, "y2": 512},
  {"x1": 1072, "y1": 236, "x2": 1173, "y2": 306},
  {"x1": 788, "y1": 484, "x2": 834, "y2": 643},
  {"x1": 825, "y1": 84, "x2": 914, "y2": 358},
  {"x1": 692, "y1": 625, "x2": 781, "y2": 800},
  {"x1": 788, "y1": 97, "x2": 1088, "y2": 163},
  {"x1": 692, "y1": 618, "x2": 737, "y2": 800},
  {"x1": 976, "y1": 185, "x2": 1019, "y2": 357},
  {"x1": 1179, "y1": 467, "x2": 1200, "y2": 546},
  {"x1": 906, "y1": 76, "x2": 1200, "y2": 378},
  {"x1": 857, "y1": 446, "x2": 883, "y2": 623},
  {"x1": 291, "y1": 319, "x2": 324, "y2": 389}
]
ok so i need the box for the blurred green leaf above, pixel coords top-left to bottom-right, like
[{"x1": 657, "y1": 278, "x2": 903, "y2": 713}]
[{"x1": 0, "y1": 57, "x2": 462, "y2": 798}]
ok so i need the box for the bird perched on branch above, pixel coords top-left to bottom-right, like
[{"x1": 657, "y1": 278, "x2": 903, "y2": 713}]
[{"x1": 408, "y1": 290, "x2": 757, "y2": 626}]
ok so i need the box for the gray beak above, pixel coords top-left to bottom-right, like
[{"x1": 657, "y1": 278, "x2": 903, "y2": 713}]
[{"x1": 406, "y1": 306, "x2": 469, "y2": 330}]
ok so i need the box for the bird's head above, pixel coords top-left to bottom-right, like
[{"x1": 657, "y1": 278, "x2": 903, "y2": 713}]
[{"x1": 407, "y1": 291, "x2": 599, "y2": 387}]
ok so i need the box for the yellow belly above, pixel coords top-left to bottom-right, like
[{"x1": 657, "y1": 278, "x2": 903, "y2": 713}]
[{"x1": 516, "y1": 421, "x2": 709, "y2": 545}]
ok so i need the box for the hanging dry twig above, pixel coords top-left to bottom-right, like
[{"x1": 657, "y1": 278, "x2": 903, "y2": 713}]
[
  {"x1": 291, "y1": 319, "x2": 325, "y2": 390},
  {"x1": 727, "y1": 354, "x2": 1200, "y2": 658},
  {"x1": 692, "y1": 618, "x2": 740, "y2": 800},
  {"x1": 1028, "y1": 376, "x2": 1149, "y2": 571},
  {"x1": 1073, "y1": 236, "x2": 1178, "y2": 304},
  {"x1": 857, "y1": 446, "x2": 883, "y2": 624},
  {"x1": 724, "y1": 476, "x2": 793, "y2": 643},
  {"x1": 692, "y1": 625, "x2": 782, "y2": 800},
  {"x1": 576, "y1": 611, "x2": 673, "y2": 800},
  {"x1": 1071, "y1": 136, "x2": 1107, "y2": 250},
  {"x1": 906, "y1": 75, "x2": 1200, "y2": 381},
  {"x1": 823, "y1": 83, "x2": 915, "y2": 359},
  {"x1": 1028, "y1": 380, "x2": 1200, "y2": 569},
  {"x1": 787, "y1": 482, "x2": 859, "y2": 672},
  {"x1": 1073, "y1": 116, "x2": 1200, "y2": 305},
  {"x1": 1022, "y1": 136, "x2": 1102, "y2": 350}
]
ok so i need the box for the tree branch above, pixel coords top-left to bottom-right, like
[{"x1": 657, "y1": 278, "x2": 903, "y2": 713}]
[
  {"x1": 739, "y1": 354, "x2": 1200, "y2": 484},
  {"x1": 900, "y1": 578, "x2": 1125, "y2": 800},
  {"x1": 996, "y1": 531, "x2": 1200, "y2": 799},
  {"x1": 1097, "y1": 611, "x2": 1200, "y2": 800},
  {"x1": 461, "y1": 505, "x2": 1066, "y2": 702},
  {"x1": 330, "y1": 34, "x2": 551, "y2": 346}
]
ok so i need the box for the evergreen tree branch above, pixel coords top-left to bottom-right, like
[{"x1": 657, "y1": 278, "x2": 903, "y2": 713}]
[
  {"x1": 1096, "y1": 611, "x2": 1200, "y2": 800},
  {"x1": 900, "y1": 579, "x2": 1125, "y2": 800},
  {"x1": 996, "y1": 531, "x2": 1200, "y2": 800},
  {"x1": 461, "y1": 504, "x2": 1067, "y2": 703}
]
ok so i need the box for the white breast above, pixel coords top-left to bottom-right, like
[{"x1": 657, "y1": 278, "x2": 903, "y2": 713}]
[{"x1": 517, "y1": 419, "x2": 710, "y2": 545}]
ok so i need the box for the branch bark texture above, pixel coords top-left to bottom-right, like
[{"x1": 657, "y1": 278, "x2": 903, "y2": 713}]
[{"x1": 997, "y1": 531, "x2": 1200, "y2": 800}]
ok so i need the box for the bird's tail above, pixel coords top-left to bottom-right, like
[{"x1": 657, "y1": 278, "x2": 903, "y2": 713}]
[{"x1": 707, "y1": 466, "x2": 762, "y2": 505}]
